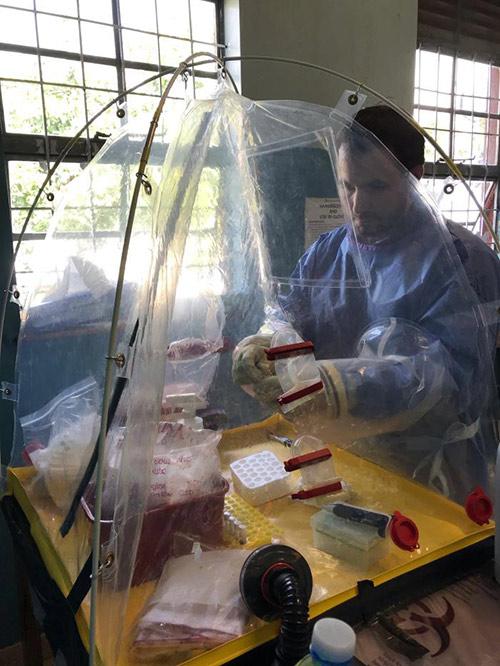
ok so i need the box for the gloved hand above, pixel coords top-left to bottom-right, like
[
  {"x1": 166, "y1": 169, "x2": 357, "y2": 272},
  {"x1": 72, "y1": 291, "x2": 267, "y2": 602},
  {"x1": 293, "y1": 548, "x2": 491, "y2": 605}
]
[
  {"x1": 232, "y1": 334, "x2": 282, "y2": 405},
  {"x1": 252, "y1": 375, "x2": 282, "y2": 405}
]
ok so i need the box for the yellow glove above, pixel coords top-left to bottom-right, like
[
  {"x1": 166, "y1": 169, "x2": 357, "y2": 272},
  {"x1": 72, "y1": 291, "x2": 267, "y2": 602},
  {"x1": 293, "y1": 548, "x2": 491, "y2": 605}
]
[{"x1": 232, "y1": 334, "x2": 281, "y2": 404}]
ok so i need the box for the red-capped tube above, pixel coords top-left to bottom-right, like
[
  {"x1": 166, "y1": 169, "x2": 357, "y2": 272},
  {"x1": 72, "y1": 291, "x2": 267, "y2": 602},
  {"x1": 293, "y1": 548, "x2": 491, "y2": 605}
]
[
  {"x1": 284, "y1": 448, "x2": 332, "y2": 472},
  {"x1": 277, "y1": 380, "x2": 323, "y2": 406},
  {"x1": 291, "y1": 480, "x2": 343, "y2": 500},
  {"x1": 265, "y1": 340, "x2": 314, "y2": 360}
]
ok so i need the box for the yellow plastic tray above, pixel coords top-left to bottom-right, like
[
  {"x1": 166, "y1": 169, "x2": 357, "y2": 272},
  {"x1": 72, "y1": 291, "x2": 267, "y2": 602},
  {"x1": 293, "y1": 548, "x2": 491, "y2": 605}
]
[{"x1": 7, "y1": 414, "x2": 494, "y2": 665}]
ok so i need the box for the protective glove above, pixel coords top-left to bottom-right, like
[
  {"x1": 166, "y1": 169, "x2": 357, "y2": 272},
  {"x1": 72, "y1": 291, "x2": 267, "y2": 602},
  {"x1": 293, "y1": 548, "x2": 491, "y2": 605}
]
[
  {"x1": 232, "y1": 334, "x2": 282, "y2": 405},
  {"x1": 252, "y1": 375, "x2": 282, "y2": 405},
  {"x1": 232, "y1": 334, "x2": 273, "y2": 384}
]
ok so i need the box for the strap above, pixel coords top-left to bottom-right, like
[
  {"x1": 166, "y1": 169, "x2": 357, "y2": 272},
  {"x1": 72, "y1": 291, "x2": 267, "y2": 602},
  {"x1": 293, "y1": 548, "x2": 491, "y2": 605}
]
[
  {"x1": 66, "y1": 552, "x2": 93, "y2": 614},
  {"x1": 60, "y1": 319, "x2": 139, "y2": 537},
  {"x1": 2, "y1": 495, "x2": 89, "y2": 662}
]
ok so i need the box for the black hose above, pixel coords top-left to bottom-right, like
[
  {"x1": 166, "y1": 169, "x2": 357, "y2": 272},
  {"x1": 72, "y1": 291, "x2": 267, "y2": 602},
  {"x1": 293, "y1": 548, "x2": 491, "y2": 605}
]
[{"x1": 271, "y1": 572, "x2": 311, "y2": 666}]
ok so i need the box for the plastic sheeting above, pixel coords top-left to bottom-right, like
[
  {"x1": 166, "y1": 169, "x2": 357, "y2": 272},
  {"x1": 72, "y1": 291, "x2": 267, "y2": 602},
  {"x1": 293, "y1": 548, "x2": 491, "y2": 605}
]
[{"x1": 7, "y1": 81, "x2": 498, "y2": 664}]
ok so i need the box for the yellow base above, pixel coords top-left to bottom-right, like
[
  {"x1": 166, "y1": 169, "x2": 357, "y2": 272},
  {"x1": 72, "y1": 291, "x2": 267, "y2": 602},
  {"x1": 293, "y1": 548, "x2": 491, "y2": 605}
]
[{"x1": 7, "y1": 414, "x2": 494, "y2": 665}]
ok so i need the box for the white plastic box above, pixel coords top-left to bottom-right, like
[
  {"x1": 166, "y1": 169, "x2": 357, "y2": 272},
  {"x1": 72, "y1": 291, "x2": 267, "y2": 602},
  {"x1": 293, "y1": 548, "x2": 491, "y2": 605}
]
[
  {"x1": 230, "y1": 450, "x2": 291, "y2": 506},
  {"x1": 311, "y1": 508, "x2": 390, "y2": 569}
]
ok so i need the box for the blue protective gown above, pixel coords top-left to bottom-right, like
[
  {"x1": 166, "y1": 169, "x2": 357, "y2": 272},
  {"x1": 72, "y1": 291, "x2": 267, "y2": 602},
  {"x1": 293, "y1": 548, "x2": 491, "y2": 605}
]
[
  {"x1": 279, "y1": 210, "x2": 498, "y2": 501},
  {"x1": 446, "y1": 220, "x2": 500, "y2": 351}
]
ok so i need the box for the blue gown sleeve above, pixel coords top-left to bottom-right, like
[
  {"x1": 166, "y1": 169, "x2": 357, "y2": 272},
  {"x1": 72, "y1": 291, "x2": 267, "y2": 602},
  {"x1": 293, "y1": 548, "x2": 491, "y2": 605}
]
[{"x1": 342, "y1": 257, "x2": 488, "y2": 425}]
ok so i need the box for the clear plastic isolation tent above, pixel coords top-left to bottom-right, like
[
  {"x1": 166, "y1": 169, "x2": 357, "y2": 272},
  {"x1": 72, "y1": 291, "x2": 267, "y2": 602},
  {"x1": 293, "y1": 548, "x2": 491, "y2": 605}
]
[{"x1": 5, "y1": 56, "x2": 499, "y2": 665}]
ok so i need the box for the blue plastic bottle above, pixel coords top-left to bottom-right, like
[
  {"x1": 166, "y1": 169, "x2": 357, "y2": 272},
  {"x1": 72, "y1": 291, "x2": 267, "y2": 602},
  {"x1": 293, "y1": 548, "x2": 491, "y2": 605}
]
[{"x1": 295, "y1": 618, "x2": 356, "y2": 665}]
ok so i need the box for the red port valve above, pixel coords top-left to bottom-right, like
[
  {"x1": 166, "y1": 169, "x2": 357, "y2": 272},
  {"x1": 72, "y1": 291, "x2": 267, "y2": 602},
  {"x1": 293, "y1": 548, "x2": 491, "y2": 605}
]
[
  {"x1": 389, "y1": 511, "x2": 419, "y2": 551},
  {"x1": 465, "y1": 486, "x2": 493, "y2": 526},
  {"x1": 265, "y1": 340, "x2": 314, "y2": 360},
  {"x1": 277, "y1": 381, "x2": 324, "y2": 406},
  {"x1": 284, "y1": 448, "x2": 332, "y2": 472},
  {"x1": 291, "y1": 480, "x2": 343, "y2": 500}
]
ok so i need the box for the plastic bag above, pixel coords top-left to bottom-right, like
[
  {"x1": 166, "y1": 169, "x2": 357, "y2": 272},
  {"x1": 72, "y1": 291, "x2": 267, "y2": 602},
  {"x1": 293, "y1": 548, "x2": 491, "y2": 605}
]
[
  {"x1": 21, "y1": 377, "x2": 100, "y2": 510},
  {"x1": 132, "y1": 549, "x2": 249, "y2": 658},
  {"x1": 150, "y1": 422, "x2": 222, "y2": 507},
  {"x1": 164, "y1": 294, "x2": 225, "y2": 404},
  {"x1": 47, "y1": 255, "x2": 114, "y2": 303},
  {"x1": 98, "y1": 421, "x2": 223, "y2": 510}
]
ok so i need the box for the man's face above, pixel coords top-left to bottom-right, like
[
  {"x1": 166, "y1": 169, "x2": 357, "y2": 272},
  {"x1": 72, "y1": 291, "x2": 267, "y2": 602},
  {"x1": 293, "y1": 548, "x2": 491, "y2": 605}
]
[{"x1": 338, "y1": 143, "x2": 411, "y2": 243}]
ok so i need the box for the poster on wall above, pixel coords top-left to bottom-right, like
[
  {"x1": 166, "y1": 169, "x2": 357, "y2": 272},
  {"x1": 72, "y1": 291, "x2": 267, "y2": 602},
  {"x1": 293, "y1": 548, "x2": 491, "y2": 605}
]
[{"x1": 305, "y1": 197, "x2": 344, "y2": 248}]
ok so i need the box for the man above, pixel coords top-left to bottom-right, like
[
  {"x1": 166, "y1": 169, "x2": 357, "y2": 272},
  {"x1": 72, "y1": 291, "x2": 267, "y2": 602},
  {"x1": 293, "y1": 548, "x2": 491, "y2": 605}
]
[
  {"x1": 233, "y1": 106, "x2": 499, "y2": 503},
  {"x1": 350, "y1": 106, "x2": 500, "y2": 444},
  {"x1": 354, "y1": 105, "x2": 500, "y2": 334}
]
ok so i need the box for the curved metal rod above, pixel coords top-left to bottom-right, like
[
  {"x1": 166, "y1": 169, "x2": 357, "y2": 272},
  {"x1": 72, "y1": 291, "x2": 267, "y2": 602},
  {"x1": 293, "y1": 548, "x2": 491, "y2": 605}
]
[
  {"x1": 87, "y1": 51, "x2": 233, "y2": 664},
  {"x1": 221, "y1": 54, "x2": 500, "y2": 252}
]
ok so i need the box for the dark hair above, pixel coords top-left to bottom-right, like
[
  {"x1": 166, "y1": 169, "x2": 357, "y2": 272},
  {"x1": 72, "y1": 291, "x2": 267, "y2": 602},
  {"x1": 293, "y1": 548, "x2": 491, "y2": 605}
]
[{"x1": 353, "y1": 105, "x2": 425, "y2": 171}]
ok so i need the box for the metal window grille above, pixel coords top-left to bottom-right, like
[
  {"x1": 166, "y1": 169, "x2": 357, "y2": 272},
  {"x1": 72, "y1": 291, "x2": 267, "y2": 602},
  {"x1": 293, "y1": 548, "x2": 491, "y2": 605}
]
[
  {"x1": 0, "y1": 0, "x2": 223, "y2": 298},
  {"x1": 414, "y1": 47, "x2": 500, "y2": 245}
]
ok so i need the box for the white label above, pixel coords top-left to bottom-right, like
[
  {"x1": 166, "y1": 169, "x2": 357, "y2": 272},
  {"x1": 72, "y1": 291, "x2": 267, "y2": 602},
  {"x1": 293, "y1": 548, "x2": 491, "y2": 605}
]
[
  {"x1": 305, "y1": 197, "x2": 344, "y2": 248},
  {"x1": 334, "y1": 89, "x2": 367, "y2": 117}
]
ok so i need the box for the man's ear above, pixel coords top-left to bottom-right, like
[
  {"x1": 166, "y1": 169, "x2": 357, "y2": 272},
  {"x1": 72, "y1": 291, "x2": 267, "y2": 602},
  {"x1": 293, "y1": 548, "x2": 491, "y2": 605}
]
[{"x1": 410, "y1": 164, "x2": 424, "y2": 180}]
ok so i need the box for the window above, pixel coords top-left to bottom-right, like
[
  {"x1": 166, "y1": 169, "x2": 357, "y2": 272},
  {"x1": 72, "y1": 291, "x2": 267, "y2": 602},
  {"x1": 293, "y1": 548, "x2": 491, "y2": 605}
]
[
  {"x1": 0, "y1": 0, "x2": 222, "y2": 300},
  {"x1": 414, "y1": 48, "x2": 499, "y2": 246}
]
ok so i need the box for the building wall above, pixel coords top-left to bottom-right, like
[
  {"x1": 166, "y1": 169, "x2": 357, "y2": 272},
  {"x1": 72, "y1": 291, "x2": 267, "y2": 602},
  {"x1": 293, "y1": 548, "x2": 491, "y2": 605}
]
[{"x1": 225, "y1": 0, "x2": 417, "y2": 112}]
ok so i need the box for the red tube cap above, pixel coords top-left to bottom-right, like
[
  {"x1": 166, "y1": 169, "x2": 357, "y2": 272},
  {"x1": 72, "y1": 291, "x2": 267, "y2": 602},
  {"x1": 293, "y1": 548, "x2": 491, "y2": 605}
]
[
  {"x1": 465, "y1": 486, "x2": 493, "y2": 525},
  {"x1": 284, "y1": 448, "x2": 332, "y2": 472},
  {"x1": 277, "y1": 380, "x2": 323, "y2": 406},
  {"x1": 389, "y1": 511, "x2": 419, "y2": 551},
  {"x1": 265, "y1": 340, "x2": 314, "y2": 360},
  {"x1": 291, "y1": 480, "x2": 343, "y2": 500}
]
